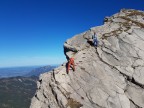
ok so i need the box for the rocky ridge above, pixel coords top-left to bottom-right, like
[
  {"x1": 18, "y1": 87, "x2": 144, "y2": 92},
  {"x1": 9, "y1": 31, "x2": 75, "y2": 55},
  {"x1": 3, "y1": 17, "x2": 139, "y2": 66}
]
[{"x1": 30, "y1": 9, "x2": 144, "y2": 108}]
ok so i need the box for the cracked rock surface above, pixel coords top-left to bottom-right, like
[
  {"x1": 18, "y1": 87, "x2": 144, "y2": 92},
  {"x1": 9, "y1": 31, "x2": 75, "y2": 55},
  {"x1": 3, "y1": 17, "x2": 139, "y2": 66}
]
[{"x1": 30, "y1": 9, "x2": 144, "y2": 108}]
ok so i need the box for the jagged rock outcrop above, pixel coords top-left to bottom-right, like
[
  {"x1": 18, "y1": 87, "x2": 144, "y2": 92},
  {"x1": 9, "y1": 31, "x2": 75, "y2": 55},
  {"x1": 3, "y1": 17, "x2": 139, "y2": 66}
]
[{"x1": 30, "y1": 9, "x2": 144, "y2": 108}]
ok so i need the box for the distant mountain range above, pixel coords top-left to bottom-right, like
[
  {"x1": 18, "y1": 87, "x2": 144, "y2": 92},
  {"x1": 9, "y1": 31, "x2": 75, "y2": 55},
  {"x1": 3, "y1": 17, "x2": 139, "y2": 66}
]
[
  {"x1": 0, "y1": 65, "x2": 56, "y2": 78},
  {"x1": 0, "y1": 65, "x2": 56, "y2": 108},
  {"x1": 0, "y1": 76, "x2": 37, "y2": 108},
  {"x1": 0, "y1": 66, "x2": 39, "y2": 78},
  {"x1": 25, "y1": 65, "x2": 56, "y2": 77}
]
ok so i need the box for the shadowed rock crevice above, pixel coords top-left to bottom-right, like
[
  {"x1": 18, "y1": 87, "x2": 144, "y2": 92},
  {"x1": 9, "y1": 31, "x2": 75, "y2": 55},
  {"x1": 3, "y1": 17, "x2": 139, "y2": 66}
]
[{"x1": 129, "y1": 99, "x2": 142, "y2": 108}]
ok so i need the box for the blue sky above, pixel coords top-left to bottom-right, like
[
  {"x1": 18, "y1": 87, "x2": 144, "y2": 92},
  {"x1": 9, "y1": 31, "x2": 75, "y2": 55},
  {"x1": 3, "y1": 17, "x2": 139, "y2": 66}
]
[{"x1": 0, "y1": 0, "x2": 143, "y2": 67}]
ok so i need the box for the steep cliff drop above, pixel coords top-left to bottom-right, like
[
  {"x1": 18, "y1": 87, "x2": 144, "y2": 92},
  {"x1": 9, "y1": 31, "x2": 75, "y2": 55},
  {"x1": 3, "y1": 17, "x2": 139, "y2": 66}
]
[{"x1": 30, "y1": 9, "x2": 144, "y2": 108}]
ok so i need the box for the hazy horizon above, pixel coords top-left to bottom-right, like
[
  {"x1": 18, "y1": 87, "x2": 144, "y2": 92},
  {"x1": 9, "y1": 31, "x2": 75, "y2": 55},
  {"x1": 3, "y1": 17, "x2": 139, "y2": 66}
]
[{"x1": 0, "y1": 64, "x2": 59, "y2": 68}]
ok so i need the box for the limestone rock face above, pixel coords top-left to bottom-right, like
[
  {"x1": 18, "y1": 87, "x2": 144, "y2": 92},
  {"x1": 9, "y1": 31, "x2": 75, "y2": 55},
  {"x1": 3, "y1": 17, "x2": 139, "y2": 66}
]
[{"x1": 30, "y1": 9, "x2": 144, "y2": 108}]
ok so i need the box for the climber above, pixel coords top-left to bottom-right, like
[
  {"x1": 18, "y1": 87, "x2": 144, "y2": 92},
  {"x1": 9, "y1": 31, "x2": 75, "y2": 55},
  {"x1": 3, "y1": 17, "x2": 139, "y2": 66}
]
[
  {"x1": 67, "y1": 57, "x2": 75, "y2": 74},
  {"x1": 92, "y1": 32, "x2": 98, "y2": 47}
]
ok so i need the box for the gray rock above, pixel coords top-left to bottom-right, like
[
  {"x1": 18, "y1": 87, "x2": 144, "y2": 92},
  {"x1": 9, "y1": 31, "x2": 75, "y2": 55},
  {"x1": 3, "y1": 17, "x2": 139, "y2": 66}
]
[{"x1": 30, "y1": 9, "x2": 144, "y2": 108}]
